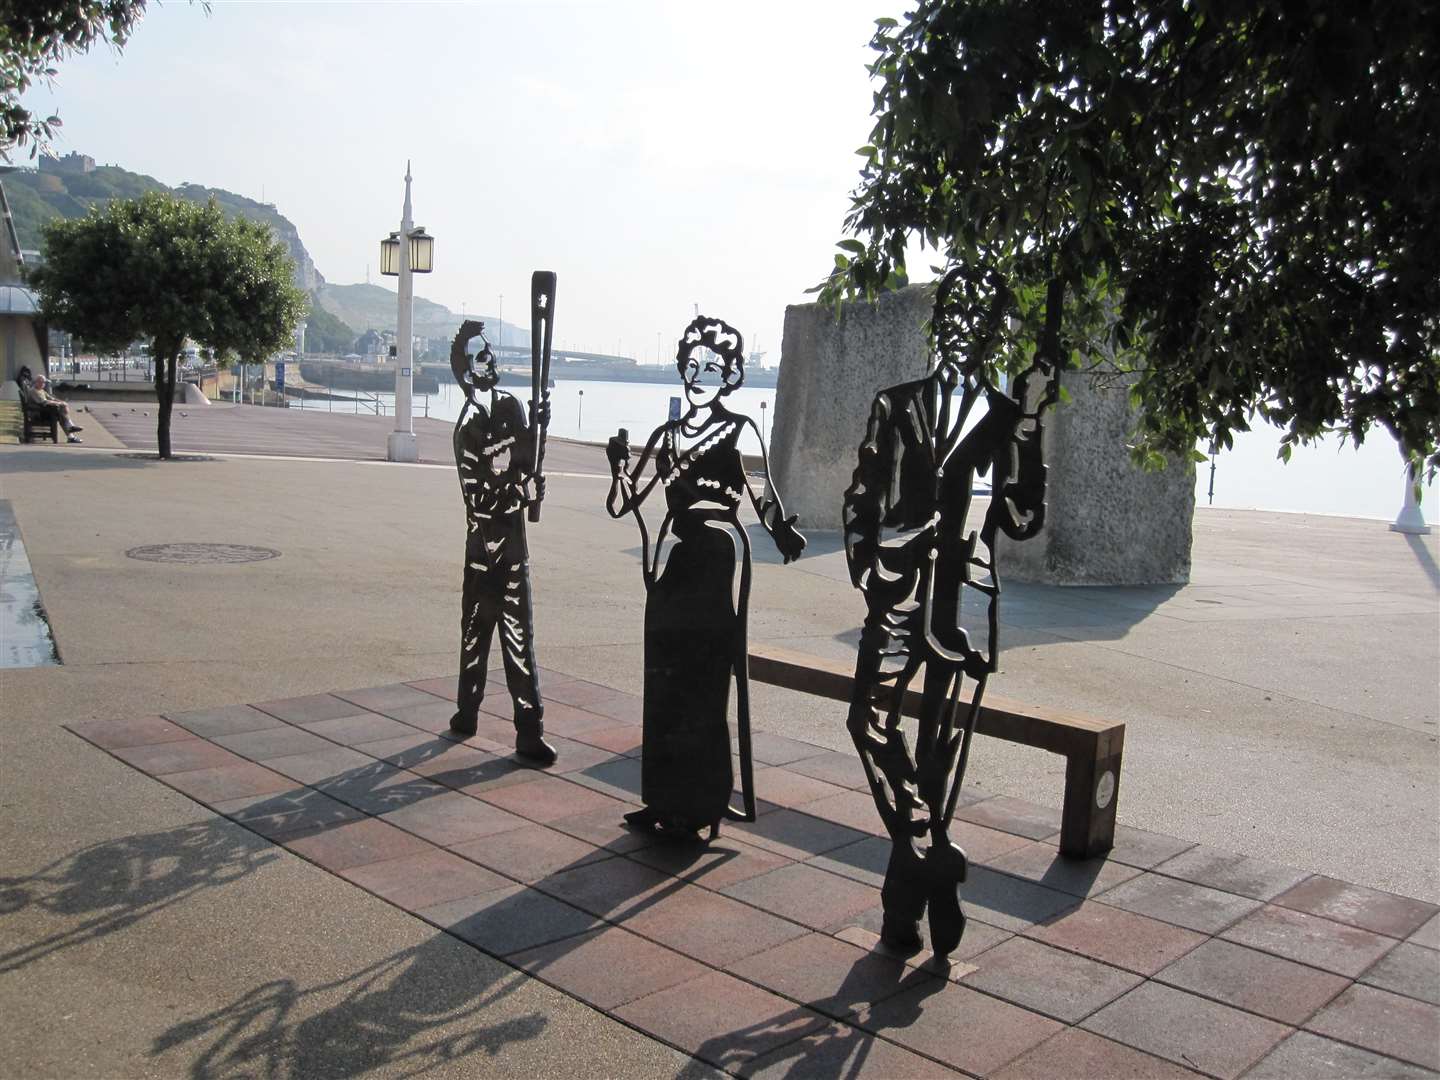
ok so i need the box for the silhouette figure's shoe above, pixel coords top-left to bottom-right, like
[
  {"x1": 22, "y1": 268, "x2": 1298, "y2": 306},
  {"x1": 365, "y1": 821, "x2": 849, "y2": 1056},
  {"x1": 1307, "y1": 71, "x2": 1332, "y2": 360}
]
[
  {"x1": 880, "y1": 914, "x2": 925, "y2": 955},
  {"x1": 448, "y1": 711, "x2": 477, "y2": 737},
  {"x1": 625, "y1": 806, "x2": 660, "y2": 832},
  {"x1": 515, "y1": 729, "x2": 557, "y2": 765}
]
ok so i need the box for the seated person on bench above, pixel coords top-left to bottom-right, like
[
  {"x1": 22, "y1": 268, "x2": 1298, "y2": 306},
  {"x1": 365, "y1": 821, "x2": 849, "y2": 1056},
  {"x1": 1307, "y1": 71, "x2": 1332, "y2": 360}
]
[{"x1": 29, "y1": 375, "x2": 84, "y2": 443}]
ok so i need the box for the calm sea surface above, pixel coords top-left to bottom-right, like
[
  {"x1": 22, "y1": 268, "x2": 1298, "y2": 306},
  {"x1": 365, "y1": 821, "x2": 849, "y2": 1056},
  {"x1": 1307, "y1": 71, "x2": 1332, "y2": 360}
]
[{"x1": 309, "y1": 377, "x2": 1437, "y2": 523}]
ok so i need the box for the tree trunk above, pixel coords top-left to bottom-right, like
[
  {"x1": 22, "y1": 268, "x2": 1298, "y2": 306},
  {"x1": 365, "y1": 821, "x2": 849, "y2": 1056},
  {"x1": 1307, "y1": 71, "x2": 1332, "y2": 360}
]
[{"x1": 155, "y1": 352, "x2": 177, "y2": 459}]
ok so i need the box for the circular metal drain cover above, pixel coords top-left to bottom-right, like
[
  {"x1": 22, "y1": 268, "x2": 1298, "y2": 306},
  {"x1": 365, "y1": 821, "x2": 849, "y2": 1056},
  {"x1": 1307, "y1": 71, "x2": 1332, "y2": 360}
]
[{"x1": 126, "y1": 543, "x2": 281, "y2": 564}]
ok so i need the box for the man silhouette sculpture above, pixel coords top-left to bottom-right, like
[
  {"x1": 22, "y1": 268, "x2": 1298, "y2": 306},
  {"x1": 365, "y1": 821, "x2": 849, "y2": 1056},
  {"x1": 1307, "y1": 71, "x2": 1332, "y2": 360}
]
[{"x1": 449, "y1": 320, "x2": 555, "y2": 764}]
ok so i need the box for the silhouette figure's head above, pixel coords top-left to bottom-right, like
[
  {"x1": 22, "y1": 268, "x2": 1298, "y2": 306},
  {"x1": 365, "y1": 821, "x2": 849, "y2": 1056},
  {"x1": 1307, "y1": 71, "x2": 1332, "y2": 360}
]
[
  {"x1": 676, "y1": 316, "x2": 745, "y2": 409},
  {"x1": 933, "y1": 265, "x2": 1011, "y2": 378},
  {"x1": 452, "y1": 325, "x2": 500, "y2": 399}
]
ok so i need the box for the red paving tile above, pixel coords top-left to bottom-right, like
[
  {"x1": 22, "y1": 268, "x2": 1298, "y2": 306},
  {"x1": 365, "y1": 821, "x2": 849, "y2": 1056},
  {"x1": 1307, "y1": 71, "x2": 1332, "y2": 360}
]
[
  {"x1": 614, "y1": 969, "x2": 827, "y2": 1069},
  {"x1": 251, "y1": 693, "x2": 370, "y2": 724},
  {"x1": 449, "y1": 823, "x2": 614, "y2": 883},
  {"x1": 856, "y1": 978, "x2": 1063, "y2": 1077},
  {"x1": 1098, "y1": 871, "x2": 1262, "y2": 935},
  {"x1": 570, "y1": 723, "x2": 644, "y2": 756},
  {"x1": 535, "y1": 701, "x2": 618, "y2": 737},
  {"x1": 740, "y1": 1022, "x2": 962, "y2": 1079},
  {"x1": 213, "y1": 787, "x2": 365, "y2": 839},
  {"x1": 160, "y1": 762, "x2": 298, "y2": 805},
  {"x1": 1409, "y1": 912, "x2": 1440, "y2": 950},
  {"x1": 951, "y1": 819, "x2": 1035, "y2": 862},
  {"x1": 961, "y1": 935, "x2": 1142, "y2": 1023},
  {"x1": 403, "y1": 676, "x2": 457, "y2": 700},
  {"x1": 1100, "y1": 825, "x2": 1196, "y2": 871},
  {"x1": 1304, "y1": 984, "x2": 1440, "y2": 1072},
  {"x1": 629, "y1": 835, "x2": 793, "y2": 891},
  {"x1": 111, "y1": 738, "x2": 248, "y2": 776},
  {"x1": 264, "y1": 745, "x2": 378, "y2": 785},
  {"x1": 1220, "y1": 903, "x2": 1399, "y2": 978},
  {"x1": 730, "y1": 808, "x2": 869, "y2": 861},
  {"x1": 332, "y1": 683, "x2": 445, "y2": 714},
  {"x1": 211, "y1": 726, "x2": 335, "y2": 761},
  {"x1": 419, "y1": 883, "x2": 599, "y2": 956},
  {"x1": 750, "y1": 767, "x2": 851, "y2": 810},
  {"x1": 536, "y1": 855, "x2": 675, "y2": 921},
  {"x1": 798, "y1": 790, "x2": 887, "y2": 834},
  {"x1": 1081, "y1": 982, "x2": 1292, "y2": 1079},
  {"x1": 564, "y1": 757, "x2": 644, "y2": 805},
  {"x1": 726, "y1": 932, "x2": 935, "y2": 1020},
  {"x1": 806, "y1": 836, "x2": 890, "y2": 889},
  {"x1": 1360, "y1": 940, "x2": 1440, "y2": 1005},
  {"x1": 986, "y1": 842, "x2": 1143, "y2": 898},
  {"x1": 540, "y1": 736, "x2": 620, "y2": 775},
  {"x1": 1154, "y1": 938, "x2": 1350, "y2": 1025},
  {"x1": 299, "y1": 712, "x2": 418, "y2": 747},
  {"x1": 283, "y1": 817, "x2": 435, "y2": 871},
  {"x1": 721, "y1": 863, "x2": 881, "y2": 932},
  {"x1": 382, "y1": 698, "x2": 462, "y2": 732},
  {"x1": 340, "y1": 847, "x2": 511, "y2": 910},
  {"x1": 992, "y1": 1028, "x2": 1205, "y2": 1079},
  {"x1": 547, "y1": 804, "x2": 655, "y2": 853},
  {"x1": 1026, "y1": 901, "x2": 1207, "y2": 976},
  {"x1": 957, "y1": 866, "x2": 1081, "y2": 933},
  {"x1": 163, "y1": 703, "x2": 287, "y2": 738},
  {"x1": 954, "y1": 795, "x2": 1063, "y2": 840},
  {"x1": 318, "y1": 764, "x2": 450, "y2": 816},
  {"x1": 446, "y1": 755, "x2": 546, "y2": 796},
  {"x1": 510, "y1": 925, "x2": 709, "y2": 1010},
  {"x1": 351, "y1": 731, "x2": 441, "y2": 762},
  {"x1": 577, "y1": 691, "x2": 644, "y2": 726},
  {"x1": 620, "y1": 885, "x2": 810, "y2": 967},
  {"x1": 544, "y1": 679, "x2": 628, "y2": 709},
  {"x1": 784, "y1": 750, "x2": 870, "y2": 791},
  {"x1": 1151, "y1": 845, "x2": 1310, "y2": 901},
  {"x1": 1247, "y1": 1030, "x2": 1437, "y2": 1080},
  {"x1": 69, "y1": 715, "x2": 192, "y2": 749},
  {"x1": 476, "y1": 773, "x2": 629, "y2": 824},
  {"x1": 750, "y1": 732, "x2": 833, "y2": 766},
  {"x1": 1274, "y1": 875, "x2": 1440, "y2": 939},
  {"x1": 380, "y1": 790, "x2": 528, "y2": 846},
  {"x1": 378, "y1": 740, "x2": 495, "y2": 778}
]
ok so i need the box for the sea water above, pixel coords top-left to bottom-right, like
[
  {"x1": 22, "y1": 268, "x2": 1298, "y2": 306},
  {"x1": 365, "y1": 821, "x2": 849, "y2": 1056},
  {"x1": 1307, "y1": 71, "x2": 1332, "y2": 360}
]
[{"x1": 319, "y1": 377, "x2": 1437, "y2": 522}]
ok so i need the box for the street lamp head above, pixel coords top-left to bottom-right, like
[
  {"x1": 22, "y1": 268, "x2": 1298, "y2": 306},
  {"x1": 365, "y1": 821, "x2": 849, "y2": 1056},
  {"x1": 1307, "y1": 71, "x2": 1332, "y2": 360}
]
[
  {"x1": 379, "y1": 232, "x2": 401, "y2": 276},
  {"x1": 379, "y1": 228, "x2": 435, "y2": 275}
]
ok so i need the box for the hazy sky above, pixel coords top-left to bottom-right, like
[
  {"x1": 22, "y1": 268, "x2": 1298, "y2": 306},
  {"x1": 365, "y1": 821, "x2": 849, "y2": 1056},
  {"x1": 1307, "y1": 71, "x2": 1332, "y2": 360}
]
[{"x1": 21, "y1": 0, "x2": 906, "y2": 363}]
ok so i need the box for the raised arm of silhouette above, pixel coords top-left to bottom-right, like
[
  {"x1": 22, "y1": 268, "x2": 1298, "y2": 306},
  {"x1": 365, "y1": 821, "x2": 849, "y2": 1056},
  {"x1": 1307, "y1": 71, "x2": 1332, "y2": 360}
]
[
  {"x1": 606, "y1": 315, "x2": 805, "y2": 842},
  {"x1": 448, "y1": 319, "x2": 556, "y2": 766},
  {"x1": 843, "y1": 266, "x2": 1057, "y2": 960}
]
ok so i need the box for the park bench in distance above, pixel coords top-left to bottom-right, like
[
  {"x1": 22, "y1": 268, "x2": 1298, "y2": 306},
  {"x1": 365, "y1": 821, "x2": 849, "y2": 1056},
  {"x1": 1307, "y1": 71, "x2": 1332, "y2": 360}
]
[
  {"x1": 747, "y1": 642, "x2": 1124, "y2": 859},
  {"x1": 15, "y1": 370, "x2": 59, "y2": 444}
]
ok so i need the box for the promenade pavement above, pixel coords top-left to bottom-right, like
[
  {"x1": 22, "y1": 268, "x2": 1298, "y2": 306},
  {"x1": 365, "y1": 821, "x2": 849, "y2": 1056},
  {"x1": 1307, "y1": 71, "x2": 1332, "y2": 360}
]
[{"x1": 1, "y1": 401, "x2": 1436, "y2": 1077}]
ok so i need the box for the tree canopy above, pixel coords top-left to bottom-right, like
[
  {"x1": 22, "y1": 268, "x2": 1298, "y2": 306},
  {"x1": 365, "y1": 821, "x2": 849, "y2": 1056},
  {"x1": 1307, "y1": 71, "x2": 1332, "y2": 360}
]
[
  {"x1": 30, "y1": 191, "x2": 306, "y2": 456},
  {"x1": 818, "y1": 0, "x2": 1439, "y2": 474}
]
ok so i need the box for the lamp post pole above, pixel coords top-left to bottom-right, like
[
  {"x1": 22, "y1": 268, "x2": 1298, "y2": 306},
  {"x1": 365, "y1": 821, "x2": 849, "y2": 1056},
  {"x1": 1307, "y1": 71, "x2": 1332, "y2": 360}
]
[
  {"x1": 1390, "y1": 447, "x2": 1431, "y2": 535},
  {"x1": 388, "y1": 164, "x2": 419, "y2": 462}
]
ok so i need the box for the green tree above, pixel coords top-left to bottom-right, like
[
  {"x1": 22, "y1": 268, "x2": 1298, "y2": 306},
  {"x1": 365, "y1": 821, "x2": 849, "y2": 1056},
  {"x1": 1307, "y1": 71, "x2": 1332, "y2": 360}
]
[
  {"x1": 301, "y1": 300, "x2": 357, "y2": 354},
  {"x1": 820, "y1": 0, "x2": 1439, "y2": 474},
  {"x1": 30, "y1": 192, "x2": 306, "y2": 457}
]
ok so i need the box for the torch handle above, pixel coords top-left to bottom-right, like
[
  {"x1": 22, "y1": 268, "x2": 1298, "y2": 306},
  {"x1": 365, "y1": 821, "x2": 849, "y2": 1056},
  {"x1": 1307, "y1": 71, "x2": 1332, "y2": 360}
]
[{"x1": 528, "y1": 271, "x2": 557, "y2": 523}]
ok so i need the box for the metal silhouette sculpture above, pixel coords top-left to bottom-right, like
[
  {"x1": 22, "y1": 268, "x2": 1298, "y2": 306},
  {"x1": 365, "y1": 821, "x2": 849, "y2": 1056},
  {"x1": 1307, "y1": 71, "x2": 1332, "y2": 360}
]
[
  {"x1": 449, "y1": 271, "x2": 557, "y2": 764},
  {"x1": 844, "y1": 267, "x2": 1059, "y2": 959},
  {"x1": 607, "y1": 316, "x2": 805, "y2": 841}
]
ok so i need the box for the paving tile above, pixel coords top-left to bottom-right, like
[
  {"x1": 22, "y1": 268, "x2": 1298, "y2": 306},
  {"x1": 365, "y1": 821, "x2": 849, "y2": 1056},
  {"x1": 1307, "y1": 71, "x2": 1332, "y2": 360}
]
[
  {"x1": 955, "y1": 795, "x2": 1062, "y2": 840},
  {"x1": 212, "y1": 726, "x2": 335, "y2": 761},
  {"x1": 542, "y1": 735, "x2": 622, "y2": 775},
  {"x1": 534, "y1": 700, "x2": 617, "y2": 737},
  {"x1": 838, "y1": 909, "x2": 1014, "y2": 966},
  {"x1": 1026, "y1": 901, "x2": 1207, "y2": 976},
  {"x1": 111, "y1": 738, "x2": 248, "y2": 776},
  {"x1": 299, "y1": 712, "x2": 418, "y2": 747},
  {"x1": 807, "y1": 836, "x2": 890, "y2": 890},
  {"x1": 614, "y1": 969, "x2": 826, "y2": 1068},
  {"x1": 264, "y1": 745, "x2": 378, "y2": 785},
  {"x1": 419, "y1": 883, "x2": 600, "y2": 956},
  {"x1": 751, "y1": 767, "x2": 851, "y2": 810},
  {"x1": 68, "y1": 715, "x2": 192, "y2": 749},
  {"x1": 728, "y1": 931, "x2": 936, "y2": 1019},
  {"x1": 160, "y1": 762, "x2": 297, "y2": 805},
  {"x1": 164, "y1": 703, "x2": 287, "y2": 738},
  {"x1": 543, "y1": 678, "x2": 626, "y2": 709},
  {"x1": 376, "y1": 738, "x2": 494, "y2": 777},
  {"x1": 730, "y1": 809, "x2": 869, "y2": 861},
  {"x1": 621, "y1": 885, "x2": 810, "y2": 966},
  {"x1": 1099, "y1": 872, "x2": 1262, "y2": 934},
  {"x1": 1361, "y1": 940, "x2": 1440, "y2": 1005},
  {"x1": 1155, "y1": 938, "x2": 1350, "y2": 1025},
  {"x1": 749, "y1": 731, "x2": 829, "y2": 766},
  {"x1": 951, "y1": 819, "x2": 1036, "y2": 863},
  {"x1": 570, "y1": 723, "x2": 644, "y2": 756},
  {"x1": 353, "y1": 731, "x2": 445, "y2": 762},
  {"x1": 1274, "y1": 876, "x2": 1440, "y2": 939},
  {"x1": 740, "y1": 1022, "x2": 960, "y2": 1078},
  {"x1": 476, "y1": 773, "x2": 628, "y2": 824},
  {"x1": 564, "y1": 757, "x2": 645, "y2": 805},
  {"x1": 856, "y1": 978, "x2": 1063, "y2": 1077},
  {"x1": 511, "y1": 925, "x2": 710, "y2": 1010},
  {"x1": 381, "y1": 790, "x2": 527, "y2": 846},
  {"x1": 212, "y1": 786, "x2": 365, "y2": 839},
  {"x1": 1221, "y1": 903, "x2": 1399, "y2": 978},
  {"x1": 536, "y1": 855, "x2": 675, "y2": 920},
  {"x1": 785, "y1": 750, "x2": 870, "y2": 791},
  {"x1": 403, "y1": 676, "x2": 457, "y2": 701},
  {"x1": 987, "y1": 842, "x2": 1143, "y2": 898},
  {"x1": 317, "y1": 763, "x2": 451, "y2": 816},
  {"x1": 721, "y1": 863, "x2": 881, "y2": 932},
  {"x1": 1305, "y1": 984, "x2": 1440, "y2": 1072},
  {"x1": 333, "y1": 683, "x2": 444, "y2": 714},
  {"x1": 630, "y1": 835, "x2": 792, "y2": 891},
  {"x1": 991, "y1": 1028, "x2": 1204, "y2": 1080},
  {"x1": 961, "y1": 935, "x2": 1141, "y2": 1023},
  {"x1": 284, "y1": 817, "x2": 434, "y2": 871},
  {"x1": 1152, "y1": 845, "x2": 1311, "y2": 901},
  {"x1": 251, "y1": 693, "x2": 370, "y2": 724},
  {"x1": 1100, "y1": 825, "x2": 1197, "y2": 870},
  {"x1": 444, "y1": 714, "x2": 522, "y2": 747},
  {"x1": 1247, "y1": 1030, "x2": 1437, "y2": 1079},
  {"x1": 446, "y1": 754, "x2": 545, "y2": 795},
  {"x1": 796, "y1": 790, "x2": 888, "y2": 835},
  {"x1": 449, "y1": 822, "x2": 613, "y2": 882},
  {"x1": 1081, "y1": 982, "x2": 1292, "y2": 1079},
  {"x1": 340, "y1": 847, "x2": 511, "y2": 910},
  {"x1": 960, "y1": 866, "x2": 1080, "y2": 932},
  {"x1": 383, "y1": 698, "x2": 462, "y2": 732},
  {"x1": 576, "y1": 691, "x2": 644, "y2": 726},
  {"x1": 1409, "y1": 912, "x2": 1440, "y2": 951},
  {"x1": 548, "y1": 804, "x2": 656, "y2": 854}
]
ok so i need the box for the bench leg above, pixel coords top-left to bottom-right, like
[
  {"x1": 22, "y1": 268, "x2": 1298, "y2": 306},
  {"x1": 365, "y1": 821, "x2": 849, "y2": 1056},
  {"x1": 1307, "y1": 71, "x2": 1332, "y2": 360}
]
[{"x1": 1059, "y1": 743, "x2": 1122, "y2": 859}]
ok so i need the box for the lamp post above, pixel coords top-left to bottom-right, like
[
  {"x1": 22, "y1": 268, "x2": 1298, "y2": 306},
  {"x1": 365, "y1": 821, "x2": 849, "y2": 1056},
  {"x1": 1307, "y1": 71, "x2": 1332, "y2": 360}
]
[
  {"x1": 1390, "y1": 448, "x2": 1431, "y2": 535},
  {"x1": 379, "y1": 162, "x2": 434, "y2": 462}
]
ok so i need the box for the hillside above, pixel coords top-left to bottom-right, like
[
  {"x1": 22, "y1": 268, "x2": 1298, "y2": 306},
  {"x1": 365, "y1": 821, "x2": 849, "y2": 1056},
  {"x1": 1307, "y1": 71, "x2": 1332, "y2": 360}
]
[{"x1": 315, "y1": 282, "x2": 518, "y2": 344}]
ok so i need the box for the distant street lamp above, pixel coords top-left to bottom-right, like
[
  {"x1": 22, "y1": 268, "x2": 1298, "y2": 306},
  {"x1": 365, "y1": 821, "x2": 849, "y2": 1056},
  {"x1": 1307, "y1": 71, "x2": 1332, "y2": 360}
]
[
  {"x1": 760, "y1": 399, "x2": 768, "y2": 445},
  {"x1": 577, "y1": 388, "x2": 584, "y2": 429},
  {"x1": 379, "y1": 161, "x2": 434, "y2": 462},
  {"x1": 498, "y1": 294, "x2": 504, "y2": 351}
]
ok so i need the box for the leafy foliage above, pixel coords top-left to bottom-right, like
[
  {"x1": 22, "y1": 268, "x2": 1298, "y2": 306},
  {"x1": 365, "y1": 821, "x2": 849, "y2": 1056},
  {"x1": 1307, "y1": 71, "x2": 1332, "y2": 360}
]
[
  {"x1": 1, "y1": 1, "x2": 150, "y2": 155},
  {"x1": 30, "y1": 192, "x2": 307, "y2": 456},
  {"x1": 821, "y1": 0, "x2": 1439, "y2": 474},
  {"x1": 301, "y1": 297, "x2": 357, "y2": 353}
]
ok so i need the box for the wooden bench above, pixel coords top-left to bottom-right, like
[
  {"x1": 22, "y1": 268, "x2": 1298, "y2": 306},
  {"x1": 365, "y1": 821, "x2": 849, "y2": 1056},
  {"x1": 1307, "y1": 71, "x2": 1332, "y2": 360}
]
[
  {"x1": 17, "y1": 386, "x2": 59, "y2": 444},
  {"x1": 748, "y1": 643, "x2": 1124, "y2": 859}
]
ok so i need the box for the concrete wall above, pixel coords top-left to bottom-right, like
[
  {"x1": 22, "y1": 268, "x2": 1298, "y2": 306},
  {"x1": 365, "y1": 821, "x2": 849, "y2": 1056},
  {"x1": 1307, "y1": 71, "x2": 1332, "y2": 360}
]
[{"x1": 768, "y1": 287, "x2": 932, "y2": 530}]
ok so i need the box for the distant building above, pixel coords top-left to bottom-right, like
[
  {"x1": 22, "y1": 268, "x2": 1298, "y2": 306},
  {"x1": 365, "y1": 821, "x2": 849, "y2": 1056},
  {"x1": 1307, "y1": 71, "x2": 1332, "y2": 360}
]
[{"x1": 39, "y1": 152, "x2": 96, "y2": 175}]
